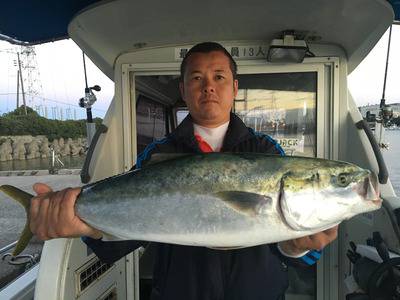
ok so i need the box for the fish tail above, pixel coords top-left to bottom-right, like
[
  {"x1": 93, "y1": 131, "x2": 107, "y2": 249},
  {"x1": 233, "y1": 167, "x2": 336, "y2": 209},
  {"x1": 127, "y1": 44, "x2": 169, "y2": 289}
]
[{"x1": 0, "y1": 185, "x2": 33, "y2": 256}]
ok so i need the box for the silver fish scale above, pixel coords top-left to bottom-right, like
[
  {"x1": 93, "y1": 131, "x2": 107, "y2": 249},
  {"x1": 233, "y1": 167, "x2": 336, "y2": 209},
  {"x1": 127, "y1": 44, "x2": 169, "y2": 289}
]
[{"x1": 74, "y1": 153, "x2": 378, "y2": 247}]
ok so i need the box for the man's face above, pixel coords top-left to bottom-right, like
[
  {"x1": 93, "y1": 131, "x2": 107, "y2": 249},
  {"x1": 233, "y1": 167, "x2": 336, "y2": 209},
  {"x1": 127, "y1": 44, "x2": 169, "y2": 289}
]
[{"x1": 179, "y1": 51, "x2": 238, "y2": 127}]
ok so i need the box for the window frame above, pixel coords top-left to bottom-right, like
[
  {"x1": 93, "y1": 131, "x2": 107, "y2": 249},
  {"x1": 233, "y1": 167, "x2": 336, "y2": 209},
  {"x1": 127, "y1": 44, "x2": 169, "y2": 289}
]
[
  {"x1": 122, "y1": 57, "x2": 339, "y2": 159},
  {"x1": 122, "y1": 56, "x2": 341, "y2": 298}
]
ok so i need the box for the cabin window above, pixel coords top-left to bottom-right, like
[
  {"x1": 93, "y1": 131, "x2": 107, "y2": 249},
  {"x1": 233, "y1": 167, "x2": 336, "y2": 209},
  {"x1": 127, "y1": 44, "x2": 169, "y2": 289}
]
[
  {"x1": 136, "y1": 95, "x2": 167, "y2": 153},
  {"x1": 234, "y1": 72, "x2": 317, "y2": 157},
  {"x1": 176, "y1": 109, "x2": 189, "y2": 124},
  {"x1": 174, "y1": 72, "x2": 317, "y2": 157}
]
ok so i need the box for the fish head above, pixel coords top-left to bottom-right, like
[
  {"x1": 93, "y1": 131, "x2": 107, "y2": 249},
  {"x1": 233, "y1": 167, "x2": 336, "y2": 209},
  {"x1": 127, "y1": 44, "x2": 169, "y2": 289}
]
[{"x1": 279, "y1": 160, "x2": 381, "y2": 232}]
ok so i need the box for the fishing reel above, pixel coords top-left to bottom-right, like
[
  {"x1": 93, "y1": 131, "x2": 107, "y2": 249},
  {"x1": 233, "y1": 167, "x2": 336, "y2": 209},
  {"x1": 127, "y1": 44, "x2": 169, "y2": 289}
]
[
  {"x1": 380, "y1": 105, "x2": 393, "y2": 122},
  {"x1": 79, "y1": 85, "x2": 101, "y2": 109},
  {"x1": 346, "y1": 232, "x2": 400, "y2": 300}
]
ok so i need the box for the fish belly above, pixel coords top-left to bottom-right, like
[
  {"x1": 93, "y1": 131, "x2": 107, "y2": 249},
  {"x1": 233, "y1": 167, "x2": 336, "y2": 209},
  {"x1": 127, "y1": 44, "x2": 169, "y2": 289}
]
[{"x1": 76, "y1": 192, "x2": 307, "y2": 247}]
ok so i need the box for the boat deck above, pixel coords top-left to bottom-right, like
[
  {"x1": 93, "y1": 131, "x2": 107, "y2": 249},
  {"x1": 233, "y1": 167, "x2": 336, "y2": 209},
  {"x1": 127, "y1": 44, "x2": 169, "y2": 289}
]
[{"x1": 0, "y1": 173, "x2": 82, "y2": 289}]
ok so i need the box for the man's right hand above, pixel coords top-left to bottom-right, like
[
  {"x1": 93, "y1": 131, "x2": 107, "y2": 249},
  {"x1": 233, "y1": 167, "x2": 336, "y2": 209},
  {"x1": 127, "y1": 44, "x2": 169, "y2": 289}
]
[{"x1": 30, "y1": 183, "x2": 102, "y2": 240}]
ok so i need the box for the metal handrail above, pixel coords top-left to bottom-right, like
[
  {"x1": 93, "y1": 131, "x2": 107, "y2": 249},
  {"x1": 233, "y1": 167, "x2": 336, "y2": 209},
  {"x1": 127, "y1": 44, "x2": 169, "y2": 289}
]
[
  {"x1": 80, "y1": 124, "x2": 108, "y2": 183},
  {"x1": 355, "y1": 119, "x2": 389, "y2": 184},
  {"x1": 0, "y1": 241, "x2": 17, "y2": 256}
]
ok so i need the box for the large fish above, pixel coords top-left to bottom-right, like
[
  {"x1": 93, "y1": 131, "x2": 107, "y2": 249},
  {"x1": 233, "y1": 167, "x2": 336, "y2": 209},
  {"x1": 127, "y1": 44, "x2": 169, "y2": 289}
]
[{"x1": 1, "y1": 153, "x2": 381, "y2": 256}]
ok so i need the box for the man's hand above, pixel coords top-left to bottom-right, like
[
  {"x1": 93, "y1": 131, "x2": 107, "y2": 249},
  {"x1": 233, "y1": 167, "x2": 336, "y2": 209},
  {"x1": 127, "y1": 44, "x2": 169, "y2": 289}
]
[
  {"x1": 278, "y1": 225, "x2": 339, "y2": 256},
  {"x1": 30, "y1": 183, "x2": 102, "y2": 240}
]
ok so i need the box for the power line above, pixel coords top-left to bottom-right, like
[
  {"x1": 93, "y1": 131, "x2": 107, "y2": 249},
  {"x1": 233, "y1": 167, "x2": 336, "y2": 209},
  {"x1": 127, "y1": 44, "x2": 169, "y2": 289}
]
[
  {"x1": 0, "y1": 49, "x2": 18, "y2": 54},
  {"x1": 0, "y1": 92, "x2": 106, "y2": 112}
]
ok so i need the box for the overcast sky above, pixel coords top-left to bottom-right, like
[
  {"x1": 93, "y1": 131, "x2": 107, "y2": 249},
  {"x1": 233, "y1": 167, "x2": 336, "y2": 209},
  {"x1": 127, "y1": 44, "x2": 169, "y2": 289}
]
[
  {"x1": 0, "y1": 24, "x2": 399, "y2": 118},
  {"x1": 0, "y1": 39, "x2": 114, "y2": 119},
  {"x1": 348, "y1": 25, "x2": 400, "y2": 106}
]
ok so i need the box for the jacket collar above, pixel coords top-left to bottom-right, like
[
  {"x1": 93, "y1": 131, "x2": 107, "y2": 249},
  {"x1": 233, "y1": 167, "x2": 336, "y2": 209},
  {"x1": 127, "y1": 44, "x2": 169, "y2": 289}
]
[
  {"x1": 222, "y1": 113, "x2": 252, "y2": 151},
  {"x1": 169, "y1": 113, "x2": 251, "y2": 152}
]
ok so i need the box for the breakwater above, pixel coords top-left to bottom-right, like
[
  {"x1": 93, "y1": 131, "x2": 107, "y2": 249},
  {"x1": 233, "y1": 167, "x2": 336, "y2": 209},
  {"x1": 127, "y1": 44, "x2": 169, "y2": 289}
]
[{"x1": 0, "y1": 135, "x2": 86, "y2": 162}]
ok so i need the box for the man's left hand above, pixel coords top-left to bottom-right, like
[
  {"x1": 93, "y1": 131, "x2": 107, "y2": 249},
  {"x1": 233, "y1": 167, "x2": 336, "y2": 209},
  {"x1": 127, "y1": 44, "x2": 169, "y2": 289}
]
[{"x1": 278, "y1": 225, "x2": 339, "y2": 256}]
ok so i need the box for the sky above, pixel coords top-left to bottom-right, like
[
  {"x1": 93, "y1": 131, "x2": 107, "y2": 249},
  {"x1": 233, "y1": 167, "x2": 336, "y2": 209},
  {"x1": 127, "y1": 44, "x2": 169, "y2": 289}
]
[
  {"x1": 0, "y1": 24, "x2": 399, "y2": 119},
  {"x1": 0, "y1": 39, "x2": 114, "y2": 119},
  {"x1": 348, "y1": 24, "x2": 400, "y2": 107}
]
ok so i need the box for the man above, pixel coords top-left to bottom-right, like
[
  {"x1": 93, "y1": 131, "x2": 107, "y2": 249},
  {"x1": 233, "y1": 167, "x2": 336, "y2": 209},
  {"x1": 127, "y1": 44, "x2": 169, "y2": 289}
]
[{"x1": 31, "y1": 42, "x2": 338, "y2": 299}]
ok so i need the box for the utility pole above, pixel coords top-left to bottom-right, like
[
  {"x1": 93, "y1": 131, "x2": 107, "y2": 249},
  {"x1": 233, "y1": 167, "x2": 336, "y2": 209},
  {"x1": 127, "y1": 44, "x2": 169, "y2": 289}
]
[
  {"x1": 17, "y1": 52, "x2": 27, "y2": 114},
  {"x1": 16, "y1": 70, "x2": 20, "y2": 109},
  {"x1": 20, "y1": 46, "x2": 44, "y2": 109},
  {"x1": 51, "y1": 107, "x2": 57, "y2": 119}
]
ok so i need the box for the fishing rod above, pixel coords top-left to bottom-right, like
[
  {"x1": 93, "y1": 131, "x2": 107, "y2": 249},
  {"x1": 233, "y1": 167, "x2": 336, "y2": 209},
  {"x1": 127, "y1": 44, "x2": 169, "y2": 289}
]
[
  {"x1": 372, "y1": 25, "x2": 394, "y2": 149},
  {"x1": 379, "y1": 25, "x2": 394, "y2": 126},
  {"x1": 79, "y1": 51, "x2": 101, "y2": 147}
]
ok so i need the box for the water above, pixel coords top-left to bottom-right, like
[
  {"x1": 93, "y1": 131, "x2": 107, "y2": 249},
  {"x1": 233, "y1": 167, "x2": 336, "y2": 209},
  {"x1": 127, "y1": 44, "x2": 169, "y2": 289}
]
[
  {"x1": 382, "y1": 130, "x2": 400, "y2": 196},
  {"x1": 0, "y1": 155, "x2": 86, "y2": 171},
  {"x1": 0, "y1": 174, "x2": 82, "y2": 289}
]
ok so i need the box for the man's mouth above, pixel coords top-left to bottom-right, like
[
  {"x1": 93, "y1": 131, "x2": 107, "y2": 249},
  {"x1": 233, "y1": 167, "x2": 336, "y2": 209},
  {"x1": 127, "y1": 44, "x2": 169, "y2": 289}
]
[{"x1": 201, "y1": 97, "x2": 218, "y2": 103}]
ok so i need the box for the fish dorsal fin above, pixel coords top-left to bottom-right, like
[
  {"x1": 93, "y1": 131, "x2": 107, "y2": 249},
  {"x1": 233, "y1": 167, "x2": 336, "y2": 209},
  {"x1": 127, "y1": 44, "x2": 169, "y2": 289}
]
[
  {"x1": 143, "y1": 153, "x2": 191, "y2": 166},
  {"x1": 0, "y1": 185, "x2": 33, "y2": 256},
  {"x1": 215, "y1": 191, "x2": 271, "y2": 217}
]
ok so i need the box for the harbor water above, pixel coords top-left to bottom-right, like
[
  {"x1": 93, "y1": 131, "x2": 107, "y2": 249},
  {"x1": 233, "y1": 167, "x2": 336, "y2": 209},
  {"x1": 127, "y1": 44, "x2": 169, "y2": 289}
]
[
  {"x1": 0, "y1": 155, "x2": 86, "y2": 171},
  {"x1": 382, "y1": 130, "x2": 400, "y2": 196}
]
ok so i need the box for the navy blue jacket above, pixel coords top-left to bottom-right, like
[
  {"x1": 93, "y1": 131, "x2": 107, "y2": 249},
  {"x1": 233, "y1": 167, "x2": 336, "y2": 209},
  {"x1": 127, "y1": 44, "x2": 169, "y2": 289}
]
[{"x1": 83, "y1": 113, "x2": 319, "y2": 300}]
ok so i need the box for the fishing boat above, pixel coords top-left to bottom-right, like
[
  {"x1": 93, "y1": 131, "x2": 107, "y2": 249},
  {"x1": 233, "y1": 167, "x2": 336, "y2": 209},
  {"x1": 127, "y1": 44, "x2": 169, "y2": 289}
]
[{"x1": 1, "y1": 0, "x2": 400, "y2": 299}]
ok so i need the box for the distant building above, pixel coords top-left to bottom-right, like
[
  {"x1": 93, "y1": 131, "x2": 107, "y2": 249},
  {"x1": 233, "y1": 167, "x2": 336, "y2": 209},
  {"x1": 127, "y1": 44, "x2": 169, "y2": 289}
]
[{"x1": 358, "y1": 103, "x2": 400, "y2": 119}]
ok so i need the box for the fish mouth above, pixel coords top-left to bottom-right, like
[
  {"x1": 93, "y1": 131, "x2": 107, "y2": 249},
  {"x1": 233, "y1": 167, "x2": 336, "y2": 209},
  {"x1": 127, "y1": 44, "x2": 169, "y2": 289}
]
[{"x1": 355, "y1": 172, "x2": 381, "y2": 205}]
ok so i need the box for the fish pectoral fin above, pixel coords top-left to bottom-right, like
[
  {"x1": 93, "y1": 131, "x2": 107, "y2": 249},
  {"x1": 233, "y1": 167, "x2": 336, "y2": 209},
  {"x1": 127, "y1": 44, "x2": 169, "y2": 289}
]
[
  {"x1": 0, "y1": 185, "x2": 33, "y2": 256},
  {"x1": 215, "y1": 191, "x2": 271, "y2": 216},
  {"x1": 101, "y1": 232, "x2": 121, "y2": 241}
]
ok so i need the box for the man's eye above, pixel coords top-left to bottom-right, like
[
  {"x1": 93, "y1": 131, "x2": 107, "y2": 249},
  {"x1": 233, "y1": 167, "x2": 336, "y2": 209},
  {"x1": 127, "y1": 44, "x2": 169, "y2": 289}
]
[
  {"x1": 192, "y1": 76, "x2": 201, "y2": 80},
  {"x1": 216, "y1": 75, "x2": 224, "y2": 80}
]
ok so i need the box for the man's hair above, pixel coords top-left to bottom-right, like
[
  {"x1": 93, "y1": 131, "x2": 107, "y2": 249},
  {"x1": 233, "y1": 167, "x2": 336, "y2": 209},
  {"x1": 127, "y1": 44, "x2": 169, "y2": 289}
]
[{"x1": 180, "y1": 42, "x2": 238, "y2": 81}]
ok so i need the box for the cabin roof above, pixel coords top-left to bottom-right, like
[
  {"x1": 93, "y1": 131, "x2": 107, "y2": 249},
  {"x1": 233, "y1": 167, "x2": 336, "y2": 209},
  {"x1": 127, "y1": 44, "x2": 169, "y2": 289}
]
[{"x1": 0, "y1": 0, "x2": 397, "y2": 77}]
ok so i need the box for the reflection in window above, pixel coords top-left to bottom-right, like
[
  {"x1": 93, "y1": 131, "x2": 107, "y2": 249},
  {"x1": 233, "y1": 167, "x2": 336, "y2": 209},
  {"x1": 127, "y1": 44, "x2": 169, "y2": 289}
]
[
  {"x1": 176, "y1": 109, "x2": 189, "y2": 125},
  {"x1": 234, "y1": 72, "x2": 317, "y2": 157},
  {"x1": 136, "y1": 95, "x2": 166, "y2": 153}
]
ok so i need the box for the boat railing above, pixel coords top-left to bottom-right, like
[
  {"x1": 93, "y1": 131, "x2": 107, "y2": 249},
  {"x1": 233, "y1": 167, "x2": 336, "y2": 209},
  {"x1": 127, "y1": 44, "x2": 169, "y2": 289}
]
[
  {"x1": 1, "y1": 240, "x2": 40, "y2": 268},
  {"x1": 0, "y1": 265, "x2": 38, "y2": 300},
  {"x1": 356, "y1": 120, "x2": 389, "y2": 183},
  {"x1": 0, "y1": 241, "x2": 17, "y2": 256}
]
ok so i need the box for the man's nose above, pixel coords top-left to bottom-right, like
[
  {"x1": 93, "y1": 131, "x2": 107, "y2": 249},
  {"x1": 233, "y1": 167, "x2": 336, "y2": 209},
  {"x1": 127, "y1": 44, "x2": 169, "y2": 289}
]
[{"x1": 202, "y1": 78, "x2": 215, "y2": 93}]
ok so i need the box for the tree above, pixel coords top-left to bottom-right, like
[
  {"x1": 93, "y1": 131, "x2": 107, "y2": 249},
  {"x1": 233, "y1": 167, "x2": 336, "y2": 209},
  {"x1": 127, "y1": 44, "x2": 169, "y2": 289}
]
[{"x1": 0, "y1": 106, "x2": 103, "y2": 140}]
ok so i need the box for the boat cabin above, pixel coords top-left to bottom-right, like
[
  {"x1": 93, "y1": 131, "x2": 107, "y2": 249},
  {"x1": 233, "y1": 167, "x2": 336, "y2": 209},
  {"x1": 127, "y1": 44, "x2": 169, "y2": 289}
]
[{"x1": 1, "y1": 0, "x2": 400, "y2": 299}]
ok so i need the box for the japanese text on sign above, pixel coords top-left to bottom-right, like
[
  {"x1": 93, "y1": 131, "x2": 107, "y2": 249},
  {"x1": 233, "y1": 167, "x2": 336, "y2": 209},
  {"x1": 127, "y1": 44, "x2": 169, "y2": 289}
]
[{"x1": 175, "y1": 46, "x2": 268, "y2": 60}]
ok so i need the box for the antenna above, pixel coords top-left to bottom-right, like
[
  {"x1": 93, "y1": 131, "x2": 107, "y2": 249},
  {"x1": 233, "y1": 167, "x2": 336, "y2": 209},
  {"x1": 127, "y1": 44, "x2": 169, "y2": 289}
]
[{"x1": 380, "y1": 25, "x2": 392, "y2": 109}]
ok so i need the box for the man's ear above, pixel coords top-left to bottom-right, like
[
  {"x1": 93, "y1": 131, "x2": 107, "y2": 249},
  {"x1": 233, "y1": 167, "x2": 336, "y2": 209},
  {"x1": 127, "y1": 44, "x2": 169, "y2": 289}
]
[
  {"x1": 179, "y1": 81, "x2": 186, "y2": 102},
  {"x1": 233, "y1": 79, "x2": 239, "y2": 98}
]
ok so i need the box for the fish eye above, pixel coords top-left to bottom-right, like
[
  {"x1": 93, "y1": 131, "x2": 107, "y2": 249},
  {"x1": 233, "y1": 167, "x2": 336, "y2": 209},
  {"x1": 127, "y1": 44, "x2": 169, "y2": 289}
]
[
  {"x1": 310, "y1": 173, "x2": 320, "y2": 182},
  {"x1": 336, "y1": 173, "x2": 350, "y2": 187}
]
